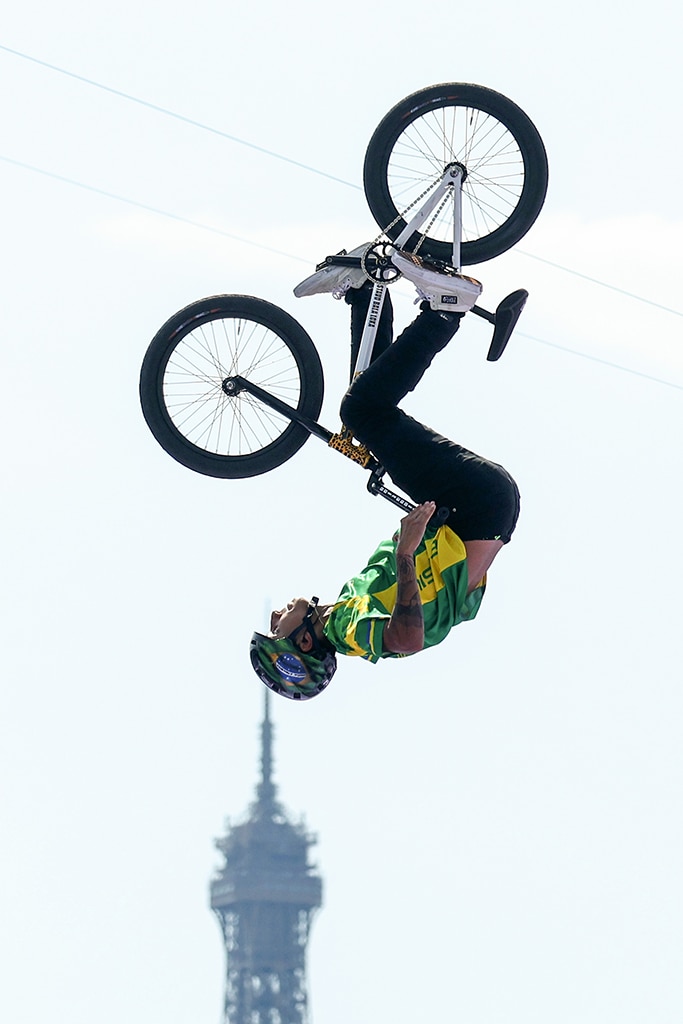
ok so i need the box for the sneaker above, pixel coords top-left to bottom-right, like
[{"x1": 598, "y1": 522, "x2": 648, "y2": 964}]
[
  {"x1": 293, "y1": 243, "x2": 372, "y2": 299},
  {"x1": 391, "y1": 249, "x2": 482, "y2": 312}
]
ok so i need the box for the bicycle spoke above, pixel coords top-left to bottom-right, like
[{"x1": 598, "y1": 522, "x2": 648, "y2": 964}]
[
  {"x1": 161, "y1": 318, "x2": 301, "y2": 457},
  {"x1": 384, "y1": 103, "x2": 526, "y2": 249}
]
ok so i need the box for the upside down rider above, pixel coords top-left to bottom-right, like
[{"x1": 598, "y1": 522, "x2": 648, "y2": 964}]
[{"x1": 250, "y1": 245, "x2": 521, "y2": 700}]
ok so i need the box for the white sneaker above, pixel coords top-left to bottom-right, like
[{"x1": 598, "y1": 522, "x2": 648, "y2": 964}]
[
  {"x1": 293, "y1": 243, "x2": 372, "y2": 299},
  {"x1": 391, "y1": 249, "x2": 482, "y2": 312}
]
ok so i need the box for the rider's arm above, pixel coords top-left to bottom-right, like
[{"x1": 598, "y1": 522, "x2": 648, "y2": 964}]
[{"x1": 383, "y1": 502, "x2": 435, "y2": 655}]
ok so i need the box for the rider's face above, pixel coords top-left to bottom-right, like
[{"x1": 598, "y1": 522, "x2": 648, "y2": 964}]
[{"x1": 269, "y1": 597, "x2": 310, "y2": 639}]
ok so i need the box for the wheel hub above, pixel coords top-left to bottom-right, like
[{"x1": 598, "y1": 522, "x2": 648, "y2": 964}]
[{"x1": 444, "y1": 160, "x2": 468, "y2": 184}]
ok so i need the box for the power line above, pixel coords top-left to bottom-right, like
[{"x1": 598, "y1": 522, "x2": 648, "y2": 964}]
[
  {"x1": 1, "y1": 150, "x2": 680, "y2": 391},
  {"x1": 0, "y1": 153, "x2": 310, "y2": 264},
  {"x1": 517, "y1": 250, "x2": 683, "y2": 318},
  {"x1": 0, "y1": 43, "x2": 359, "y2": 191},
  {"x1": 519, "y1": 332, "x2": 683, "y2": 391},
  {"x1": 1, "y1": 49, "x2": 681, "y2": 392},
  {"x1": 5, "y1": 41, "x2": 683, "y2": 321},
  {"x1": 3, "y1": 41, "x2": 682, "y2": 321}
]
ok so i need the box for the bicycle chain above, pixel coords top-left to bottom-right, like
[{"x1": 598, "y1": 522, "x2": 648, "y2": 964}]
[
  {"x1": 370, "y1": 174, "x2": 444, "y2": 258},
  {"x1": 415, "y1": 191, "x2": 453, "y2": 255}
]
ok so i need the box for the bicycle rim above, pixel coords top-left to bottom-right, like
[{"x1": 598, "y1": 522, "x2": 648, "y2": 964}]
[
  {"x1": 164, "y1": 317, "x2": 304, "y2": 455},
  {"x1": 364, "y1": 84, "x2": 548, "y2": 264},
  {"x1": 411, "y1": 115, "x2": 518, "y2": 231}
]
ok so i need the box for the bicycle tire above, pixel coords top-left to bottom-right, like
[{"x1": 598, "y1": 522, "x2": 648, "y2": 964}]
[
  {"x1": 139, "y1": 295, "x2": 324, "y2": 478},
  {"x1": 363, "y1": 83, "x2": 549, "y2": 266}
]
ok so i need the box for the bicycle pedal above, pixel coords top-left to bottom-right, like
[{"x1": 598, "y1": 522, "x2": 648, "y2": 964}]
[{"x1": 315, "y1": 250, "x2": 346, "y2": 272}]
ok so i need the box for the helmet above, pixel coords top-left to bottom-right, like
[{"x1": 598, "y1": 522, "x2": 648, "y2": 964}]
[{"x1": 249, "y1": 632, "x2": 337, "y2": 700}]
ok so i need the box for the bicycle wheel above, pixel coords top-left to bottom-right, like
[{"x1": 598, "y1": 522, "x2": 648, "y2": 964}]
[
  {"x1": 139, "y1": 295, "x2": 324, "y2": 478},
  {"x1": 363, "y1": 83, "x2": 548, "y2": 266}
]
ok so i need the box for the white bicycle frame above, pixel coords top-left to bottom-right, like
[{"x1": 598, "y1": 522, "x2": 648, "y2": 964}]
[{"x1": 352, "y1": 164, "x2": 465, "y2": 377}]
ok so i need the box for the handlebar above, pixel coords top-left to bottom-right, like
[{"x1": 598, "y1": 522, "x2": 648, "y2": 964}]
[{"x1": 367, "y1": 470, "x2": 451, "y2": 525}]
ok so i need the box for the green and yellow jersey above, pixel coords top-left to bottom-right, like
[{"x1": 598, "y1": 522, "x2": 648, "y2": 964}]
[{"x1": 324, "y1": 525, "x2": 485, "y2": 662}]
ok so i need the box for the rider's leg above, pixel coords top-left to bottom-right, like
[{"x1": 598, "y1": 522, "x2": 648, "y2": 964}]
[
  {"x1": 354, "y1": 407, "x2": 520, "y2": 543},
  {"x1": 342, "y1": 295, "x2": 463, "y2": 414},
  {"x1": 464, "y1": 539, "x2": 505, "y2": 592},
  {"x1": 369, "y1": 417, "x2": 521, "y2": 544},
  {"x1": 340, "y1": 299, "x2": 520, "y2": 544}
]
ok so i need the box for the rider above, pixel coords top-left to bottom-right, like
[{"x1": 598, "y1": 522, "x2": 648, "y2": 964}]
[{"x1": 250, "y1": 246, "x2": 521, "y2": 700}]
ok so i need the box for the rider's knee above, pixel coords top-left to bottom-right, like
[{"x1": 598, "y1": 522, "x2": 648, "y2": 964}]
[{"x1": 339, "y1": 389, "x2": 388, "y2": 440}]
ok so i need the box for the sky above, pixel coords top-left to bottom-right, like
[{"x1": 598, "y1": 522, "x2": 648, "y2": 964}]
[{"x1": 1, "y1": 2, "x2": 683, "y2": 1022}]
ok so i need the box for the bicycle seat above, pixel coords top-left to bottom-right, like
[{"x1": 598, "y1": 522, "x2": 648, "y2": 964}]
[{"x1": 486, "y1": 289, "x2": 528, "y2": 361}]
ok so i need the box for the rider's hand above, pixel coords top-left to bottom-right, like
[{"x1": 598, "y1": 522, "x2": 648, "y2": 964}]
[{"x1": 396, "y1": 501, "x2": 436, "y2": 557}]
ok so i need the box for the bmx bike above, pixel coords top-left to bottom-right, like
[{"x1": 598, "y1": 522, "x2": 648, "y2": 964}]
[{"x1": 140, "y1": 83, "x2": 548, "y2": 514}]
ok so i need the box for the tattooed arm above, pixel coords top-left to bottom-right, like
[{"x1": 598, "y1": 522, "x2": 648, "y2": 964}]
[{"x1": 383, "y1": 502, "x2": 435, "y2": 654}]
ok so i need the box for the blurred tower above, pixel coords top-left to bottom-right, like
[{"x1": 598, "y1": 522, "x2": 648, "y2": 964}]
[{"x1": 210, "y1": 693, "x2": 322, "y2": 1024}]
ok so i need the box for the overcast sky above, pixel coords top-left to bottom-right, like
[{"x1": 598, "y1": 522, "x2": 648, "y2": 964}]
[{"x1": 2, "y1": 2, "x2": 682, "y2": 1023}]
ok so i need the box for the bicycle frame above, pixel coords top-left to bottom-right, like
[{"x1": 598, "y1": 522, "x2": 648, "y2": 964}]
[
  {"x1": 352, "y1": 163, "x2": 465, "y2": 379},
  {"x1": 141, "y1": 82, "x2": 545, "y2": 489},
  {"x1": 227, "y1": 165, "x2": 469, "y2": 514}
]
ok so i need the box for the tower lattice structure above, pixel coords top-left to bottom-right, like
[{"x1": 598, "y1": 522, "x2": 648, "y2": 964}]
[{"x1": 210, "y1": 693, "x2": 322, "y2": 1024}]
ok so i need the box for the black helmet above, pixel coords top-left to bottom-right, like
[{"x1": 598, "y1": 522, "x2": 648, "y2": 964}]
[{"x1": 249, "y1": 598, "x2": 337, "y2": 701}]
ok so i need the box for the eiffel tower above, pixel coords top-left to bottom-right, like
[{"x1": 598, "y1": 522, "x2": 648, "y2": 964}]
[{"x1": 210, "y1": 693, "x2": 322, "y2": 1024}]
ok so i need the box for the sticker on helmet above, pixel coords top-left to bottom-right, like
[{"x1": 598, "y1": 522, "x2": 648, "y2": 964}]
[{"x1": 275, "y1": 652, "x2": 308, "y2": 684}]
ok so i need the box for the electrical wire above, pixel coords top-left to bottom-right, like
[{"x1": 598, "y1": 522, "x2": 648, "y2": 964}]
[
  {"x1": 1, "y1": 150, "x2": 681, "y2": 391},
  {"x1": 516, "y1": 250, "x2": 683, "y2": 318},
  {"x1": 1, "y1": 43, "x2": 683, "y2": 319},
  {"x1": 518, "y1": 332, "x2": 683, "y2": 391},
  {"x1": 1, "y1": 42, "x2": 681, "y2": 390},
  {"x1": 3, "y1": 40, "x2": 681, "y2": 322},
  {"x1": 0, "y1": 43, "x2": 359, "y2": 190},
  {"x1": 0, "y1": 153, "x2": 311, "y2": 264}
]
